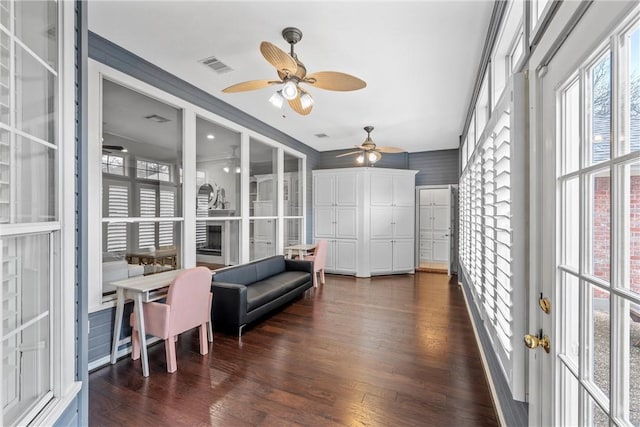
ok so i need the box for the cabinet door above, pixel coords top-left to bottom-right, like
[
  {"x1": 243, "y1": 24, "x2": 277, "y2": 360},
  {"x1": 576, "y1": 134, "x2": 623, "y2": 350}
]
[
  {"x1": 370, "y1": 206, "x2": 393, "y2": 239},
  {"x1": 432, "y1": 239, "x2": 449, "y2": 262},
  {"x1": 432, "y1": 188, "x2": 449, "y2": 206},
  {"x1": 314, "y1": 175, "x2": 334, "y2": 206},
  {"x1": 314, "y1": 206, "x2": 335, "y2": 238},
  {"x1": 335, "y1": 207, "x2": 357, "y2": 238},
  {"x1": 334, "y1": 240, "x2": 357, "y2": 273},
  {"x1": 324, "y1": 240, "x2": 335, "y2": 271},
  {"x1": 370, "y1": 173, "x2": 393, "y2": 205},
  {"x1": 335, "y1": 173, "x2": 357, "y2": 206},
  {"x1": 392, "y1": 174, "x2": 415, "y2": 206},
  {"x1": 393, "y1": 206, "x2": 414, "y2": 238},
  {"x1": 433, "y1": 205, "x2": 449, "y2": 230},
  {"x1": 392, "y1": 239, "x2": 414, "y2": 272},
  {"x1": 420, "y1": 206, "x2": 433, "y2": 230},
  {"x1": 370, "y1": 240, "x2": 393, "y2": 273}
]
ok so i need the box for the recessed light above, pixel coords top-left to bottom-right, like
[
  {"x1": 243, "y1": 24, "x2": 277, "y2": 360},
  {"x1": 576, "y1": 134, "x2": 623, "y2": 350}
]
[{"x1": 207, "y1": 134, "x2": 215, "y2": 140}]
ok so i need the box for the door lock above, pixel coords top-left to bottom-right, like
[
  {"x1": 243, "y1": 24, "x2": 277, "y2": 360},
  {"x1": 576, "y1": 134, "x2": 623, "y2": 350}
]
[
  {"x1": 524, "y1": 330, "x2": 550, "y2": 353},
  {"x1": 538, "y1": 293, "x2": 551, "y2": 314}
]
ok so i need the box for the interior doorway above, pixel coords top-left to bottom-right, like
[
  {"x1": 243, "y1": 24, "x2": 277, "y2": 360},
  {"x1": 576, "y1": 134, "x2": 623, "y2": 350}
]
[{"x1": 416, "y1": 186, "x2": 453, "y2": 273}]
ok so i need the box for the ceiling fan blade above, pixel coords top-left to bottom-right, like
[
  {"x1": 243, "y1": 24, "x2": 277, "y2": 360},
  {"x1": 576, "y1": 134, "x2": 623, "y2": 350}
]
[
  {"x1": 288, "y1": 89, "x2": 313, "y2": 115},
  {"x1": 222, "y1": 79, "x2": 278, "y2": 93},
  {"x1": 336, "y1": 151, "x2": 362, "y2": 158},
  {"x1": 102, "y1": 145, "x2": 124, "y2": 151},
  {"x1": 260, "y1": 41, "x2": 298, "y2": 75},
  {"x1": 376, "y1": 146, "x2": 406, "y2": 154},
  {"x1": 304, "y1": 71, "x2": 367, "y2": 91}
]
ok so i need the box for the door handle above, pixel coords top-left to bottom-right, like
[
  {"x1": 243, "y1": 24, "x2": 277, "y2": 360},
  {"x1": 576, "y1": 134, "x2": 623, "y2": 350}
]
[{"x1": 524, "y1": 331, "x2": 550, "y2": 353}]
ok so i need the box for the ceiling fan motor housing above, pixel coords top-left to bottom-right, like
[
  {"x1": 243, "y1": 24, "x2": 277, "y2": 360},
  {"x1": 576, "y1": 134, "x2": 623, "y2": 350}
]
[{"x1": 281, "y1": 27, "x2": 303, "y2": 45}]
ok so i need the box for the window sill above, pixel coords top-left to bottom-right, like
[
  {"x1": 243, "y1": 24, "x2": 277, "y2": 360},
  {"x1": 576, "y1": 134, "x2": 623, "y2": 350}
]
[{"x1": 28, "y1": 381, "x2": 82, "y2": 426}]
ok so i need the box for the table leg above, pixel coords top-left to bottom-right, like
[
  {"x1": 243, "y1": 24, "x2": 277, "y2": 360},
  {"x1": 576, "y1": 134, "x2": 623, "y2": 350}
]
[
  {"x1": 110, "y1": 288, "x2": 125, "y2": 364},
  {"x1": 287, "y1": 249, "x2": 293, "y2": 259},
  {"x1": 298, "y1": 249, "x2": 305, "y2": 259},
  {"x1": 134, "y1": 293, "x2": 150, "y2": 377}
]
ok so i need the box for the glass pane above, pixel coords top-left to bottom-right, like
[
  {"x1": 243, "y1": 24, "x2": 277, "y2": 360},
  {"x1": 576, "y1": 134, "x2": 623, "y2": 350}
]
[
  {"x1": 250, "y1": 219, "x2": 275, "y2": 261},
  {"x1": 589, "y1": 53, "x2": 611, "y2": 165},
  {"x1": 587, "y1": 394, "x2": 609, "y2": 427},
  {"x1": 0, "y1": 0, "x2": 10, "y2": 31},
  {"x1": 562, "y1": 79, "x2": 580, "y2": 175},
  {"x1": 14, "y1": 0, "x2": 57, "y2": 69},
  {"x1": 622, "y1": 296, "x2": 640, "y2": 426},
  {"x1": 560, "y1": 272, "x2": 579, "y2": 368},
  {"x1": 0, "y1": 128, "x2": 8, "y2": 223},
  {"x1": 250, "y1": 138, "x2": 277, "y2": 216},
  {"x1": 284, "y1": 218, "x2": 302, "y2": 246},
  {"x1": 562, "y1": 177, "x2": 579, "y2": 269},
  {"x1": 15, "y1": 135, "x2": 56, "y2": 223},
  {"x1": 621, "y1": 160, "x2": 640, "y2": 299},
  {"x1": 590, "y1": 285, "x2": 610, "y2": 398},
  {"x1": 195, "y1": 117, "x2": 241, "y2": 217},
  {"x1": 2, "y1": 234, "x2": 52, "y2": 424},
  {"x1": 15, "y1": 44, "x2": 55, "y2": 144},
  {"x1": 587, "y1": 169, "x2": 610, "y2": 282},
  {"x1": 195, "y1": 219, "x2": 240, "y2": 269},
  {"x1": 284, "y1": 152, "x2": 302, "y2": 216},
  {"x1": 626, "y1": 26, "x2": 640, "y2": 155},
  {"x1": 559, "y1": 364, "x2": 579, "y2": 427}
]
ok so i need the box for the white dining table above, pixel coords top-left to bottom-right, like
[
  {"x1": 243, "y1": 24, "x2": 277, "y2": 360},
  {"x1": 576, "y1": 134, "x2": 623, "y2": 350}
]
[
  {"x1": 109, "y1": 269, "x2": 214, "y2": 377},
  {"x1": 284, "y1": 243, "x2": 317, "y2": 259}
]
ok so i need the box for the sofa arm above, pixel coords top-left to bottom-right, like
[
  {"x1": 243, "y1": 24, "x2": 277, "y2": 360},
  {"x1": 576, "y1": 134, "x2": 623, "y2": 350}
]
[
  {"x1": 285, "y1": 259, "x2": 313, "y2": 274},
  {"x1": 211, "y1": 281, "x2": 248, "y2": 328}
]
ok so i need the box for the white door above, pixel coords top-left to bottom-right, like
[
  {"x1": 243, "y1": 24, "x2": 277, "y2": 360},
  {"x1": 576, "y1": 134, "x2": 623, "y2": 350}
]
[
  {"x1": 533, "y1": 2, "x2": 640, "y2": 425},
  {"x1": 370, "y1": 206, "x2": 393, "y2": 239},
  {"x1": 417, "y1": 188, "x2": 450, "y2": 269}
]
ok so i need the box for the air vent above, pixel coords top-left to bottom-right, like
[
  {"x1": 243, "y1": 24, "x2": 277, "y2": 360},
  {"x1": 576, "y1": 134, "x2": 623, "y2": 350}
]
[
  {"x1": 199, "y1": 55, "x2": 233, "y2": 74},
  {"x1": 314, "y1": 133, "x2": 329, "y2": 138},
  {"x1": 144, "y1": 114, "x2": 170, "y2": 123}
]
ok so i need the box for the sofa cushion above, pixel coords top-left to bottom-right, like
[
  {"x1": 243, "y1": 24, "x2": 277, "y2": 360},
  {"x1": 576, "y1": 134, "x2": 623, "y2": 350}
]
[
  {"x1": 246, "y1": 271, "x2": 310, "y2": 311},
  {"x1": 255, "y1": 256, "x2": 286, "y2": 281},
  {"x1": 213, "y1": 263, "x2": 257, "y2": 286}
]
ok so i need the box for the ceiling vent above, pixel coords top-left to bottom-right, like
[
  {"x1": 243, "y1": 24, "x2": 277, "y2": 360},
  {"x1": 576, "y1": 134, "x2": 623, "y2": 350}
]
[
  {"x1": 144, "y1": 114, "x2": 170, "y2": 123},
  {"x1": 314, "y1": 133, "x2": 329, "y2": 138},
  {"x1": 199, "y1": 55, "x2": 233, "y2": 74}
]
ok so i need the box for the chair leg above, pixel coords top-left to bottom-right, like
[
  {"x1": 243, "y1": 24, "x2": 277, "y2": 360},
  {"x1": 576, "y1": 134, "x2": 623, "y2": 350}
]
[
  {"x1": 313, "y1": 270, "x2": 318, "y2": 288},
  {"x1": 165, "y1": 337, "x2": 177, "y2": 373},
  {"x1": 320, "y1": 268, "x2": 326, "y2": 285},
  {"x1": 131, "y1": 326, "x2": 141, "y2": 360},
  {"x1": 199, "y1": 324, "x2": 208, "y2": 355},
  {"x1": 207, "y1": 320, "x2": 214, "y2": 343}
]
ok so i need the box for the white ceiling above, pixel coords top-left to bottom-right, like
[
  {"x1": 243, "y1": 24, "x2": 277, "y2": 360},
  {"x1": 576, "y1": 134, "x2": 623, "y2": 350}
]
[{"x1": 89, "y1": 1, "x2": 493, "y2": 153}]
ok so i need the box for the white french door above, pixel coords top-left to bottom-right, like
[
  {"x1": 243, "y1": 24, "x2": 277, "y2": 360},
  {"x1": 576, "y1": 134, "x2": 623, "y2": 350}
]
[{"x1": 534, "y1": 2, "x2": 640, "y2": 425}]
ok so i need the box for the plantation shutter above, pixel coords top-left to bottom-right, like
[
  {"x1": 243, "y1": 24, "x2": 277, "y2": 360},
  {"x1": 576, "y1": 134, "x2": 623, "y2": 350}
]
[
  {"x1": 138, "y1": 187, "x2": 156, "y2": 249},
  {"x1": 158, "y1": 189, "x2": 175, "y2": 247},
  {"x1": 106, "y1": 184, "x2": 128, "y2": 252}
]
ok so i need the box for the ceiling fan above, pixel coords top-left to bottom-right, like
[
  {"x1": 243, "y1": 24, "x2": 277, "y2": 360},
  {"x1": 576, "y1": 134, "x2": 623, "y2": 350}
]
[
  {"x1": 222, "y1": 27, "x2": 366, "y2": 115},
  {"x1": 102, "y1": 144, "x2": 127, "y2": 154},
  {"x1": 336, "y1": 126, "x2": 406, "y2": 164}
]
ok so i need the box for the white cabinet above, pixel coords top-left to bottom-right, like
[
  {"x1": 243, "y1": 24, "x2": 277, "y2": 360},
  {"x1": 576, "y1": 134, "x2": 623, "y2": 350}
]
[
  {"x1": 369, "y1": 171, "x2": 416, "y2": 275},
  {"x1": 313, "y1": 171, "x2": 358, "y2": 274},
  {"x1": 313, "y1": 168, "x2": 417, "y2": 277}
]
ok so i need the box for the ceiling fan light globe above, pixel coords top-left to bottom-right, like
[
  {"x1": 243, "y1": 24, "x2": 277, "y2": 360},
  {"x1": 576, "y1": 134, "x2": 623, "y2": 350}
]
[
  {"x1": 300, "y1": 92, "x2": 314, "y2": 110},
  {"x1": 356, "y1": 154, "x2": 365, "y2": 164},
  {"x1": 368, "y1": 152, "x2": 378, "y2": 163},
  {"x1": 281, "y1": 80, "x2": 298, "y2": 100},
  {"x1": 269, "y1": 91, "x2": 284, "y2": 108},
  {"x1": 223, "y1": 166, "x2": 230, "y2": 173},
  {"x1": 235, "y1": 166, "x2": 241, "y2": 174}
]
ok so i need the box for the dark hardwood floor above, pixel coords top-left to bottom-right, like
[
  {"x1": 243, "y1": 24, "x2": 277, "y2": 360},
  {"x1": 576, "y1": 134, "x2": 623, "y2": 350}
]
[{"x1": 89, "y1": 272, "x2": 498, "y2": 426}]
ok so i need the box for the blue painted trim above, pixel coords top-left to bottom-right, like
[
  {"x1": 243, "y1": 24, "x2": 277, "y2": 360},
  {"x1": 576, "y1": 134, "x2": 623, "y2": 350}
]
[
  {"x1": 459, "y1": 269, "x2": 529, "y2": 426},
  {"x1": 76, "y1": 1, "x2": 90, "y2": 425}
]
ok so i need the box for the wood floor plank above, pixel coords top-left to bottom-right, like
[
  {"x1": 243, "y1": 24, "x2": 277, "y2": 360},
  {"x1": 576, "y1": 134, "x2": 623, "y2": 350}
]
[{"x1": 89, "y1": 272, "x2": 499, "y2": 426}]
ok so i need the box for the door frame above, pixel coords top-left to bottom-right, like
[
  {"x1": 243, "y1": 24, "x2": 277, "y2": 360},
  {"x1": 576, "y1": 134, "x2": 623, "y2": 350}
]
[
  {"x1": 528, "y1": 2, "x2": 639, "y2": 425},
  {"x1": 414, "y1": 185, "x2": 454, "y2": 272}
]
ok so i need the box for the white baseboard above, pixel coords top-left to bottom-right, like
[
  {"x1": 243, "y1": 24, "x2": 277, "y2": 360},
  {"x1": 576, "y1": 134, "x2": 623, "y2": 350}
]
[
  {"x1": 459, "y1": 280, "x2": 507, "y2": 427},
  {"x1": 88, "y1": 336, "x2": 162, "y2": 372}
]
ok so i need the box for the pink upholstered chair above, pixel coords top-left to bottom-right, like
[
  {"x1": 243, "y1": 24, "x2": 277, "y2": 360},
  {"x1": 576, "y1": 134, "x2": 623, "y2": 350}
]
[
  {"x1": 304, "y1": 240, "x2": 328, "y2": 288},
  {"x1": 131, "y1": 267, "x2": 213, "y2": 373}
]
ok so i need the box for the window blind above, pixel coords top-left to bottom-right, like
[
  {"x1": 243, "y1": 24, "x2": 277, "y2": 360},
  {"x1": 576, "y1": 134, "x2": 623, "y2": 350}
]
[
  {"x1": 158, "y1": 189, "x2": 175, "y2": 247},
  {"x1": 106, "y1": 184, "x2": 128, "y2": 252},
  {"x1": 138, "y1": 187, "x2": 156, "y2": 249}
]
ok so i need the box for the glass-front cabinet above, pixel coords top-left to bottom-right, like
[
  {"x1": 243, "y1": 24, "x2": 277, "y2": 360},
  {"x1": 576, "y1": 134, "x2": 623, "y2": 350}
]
[{"x1": 89, "y1": 60, "x2": 306, "y2": 310}]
